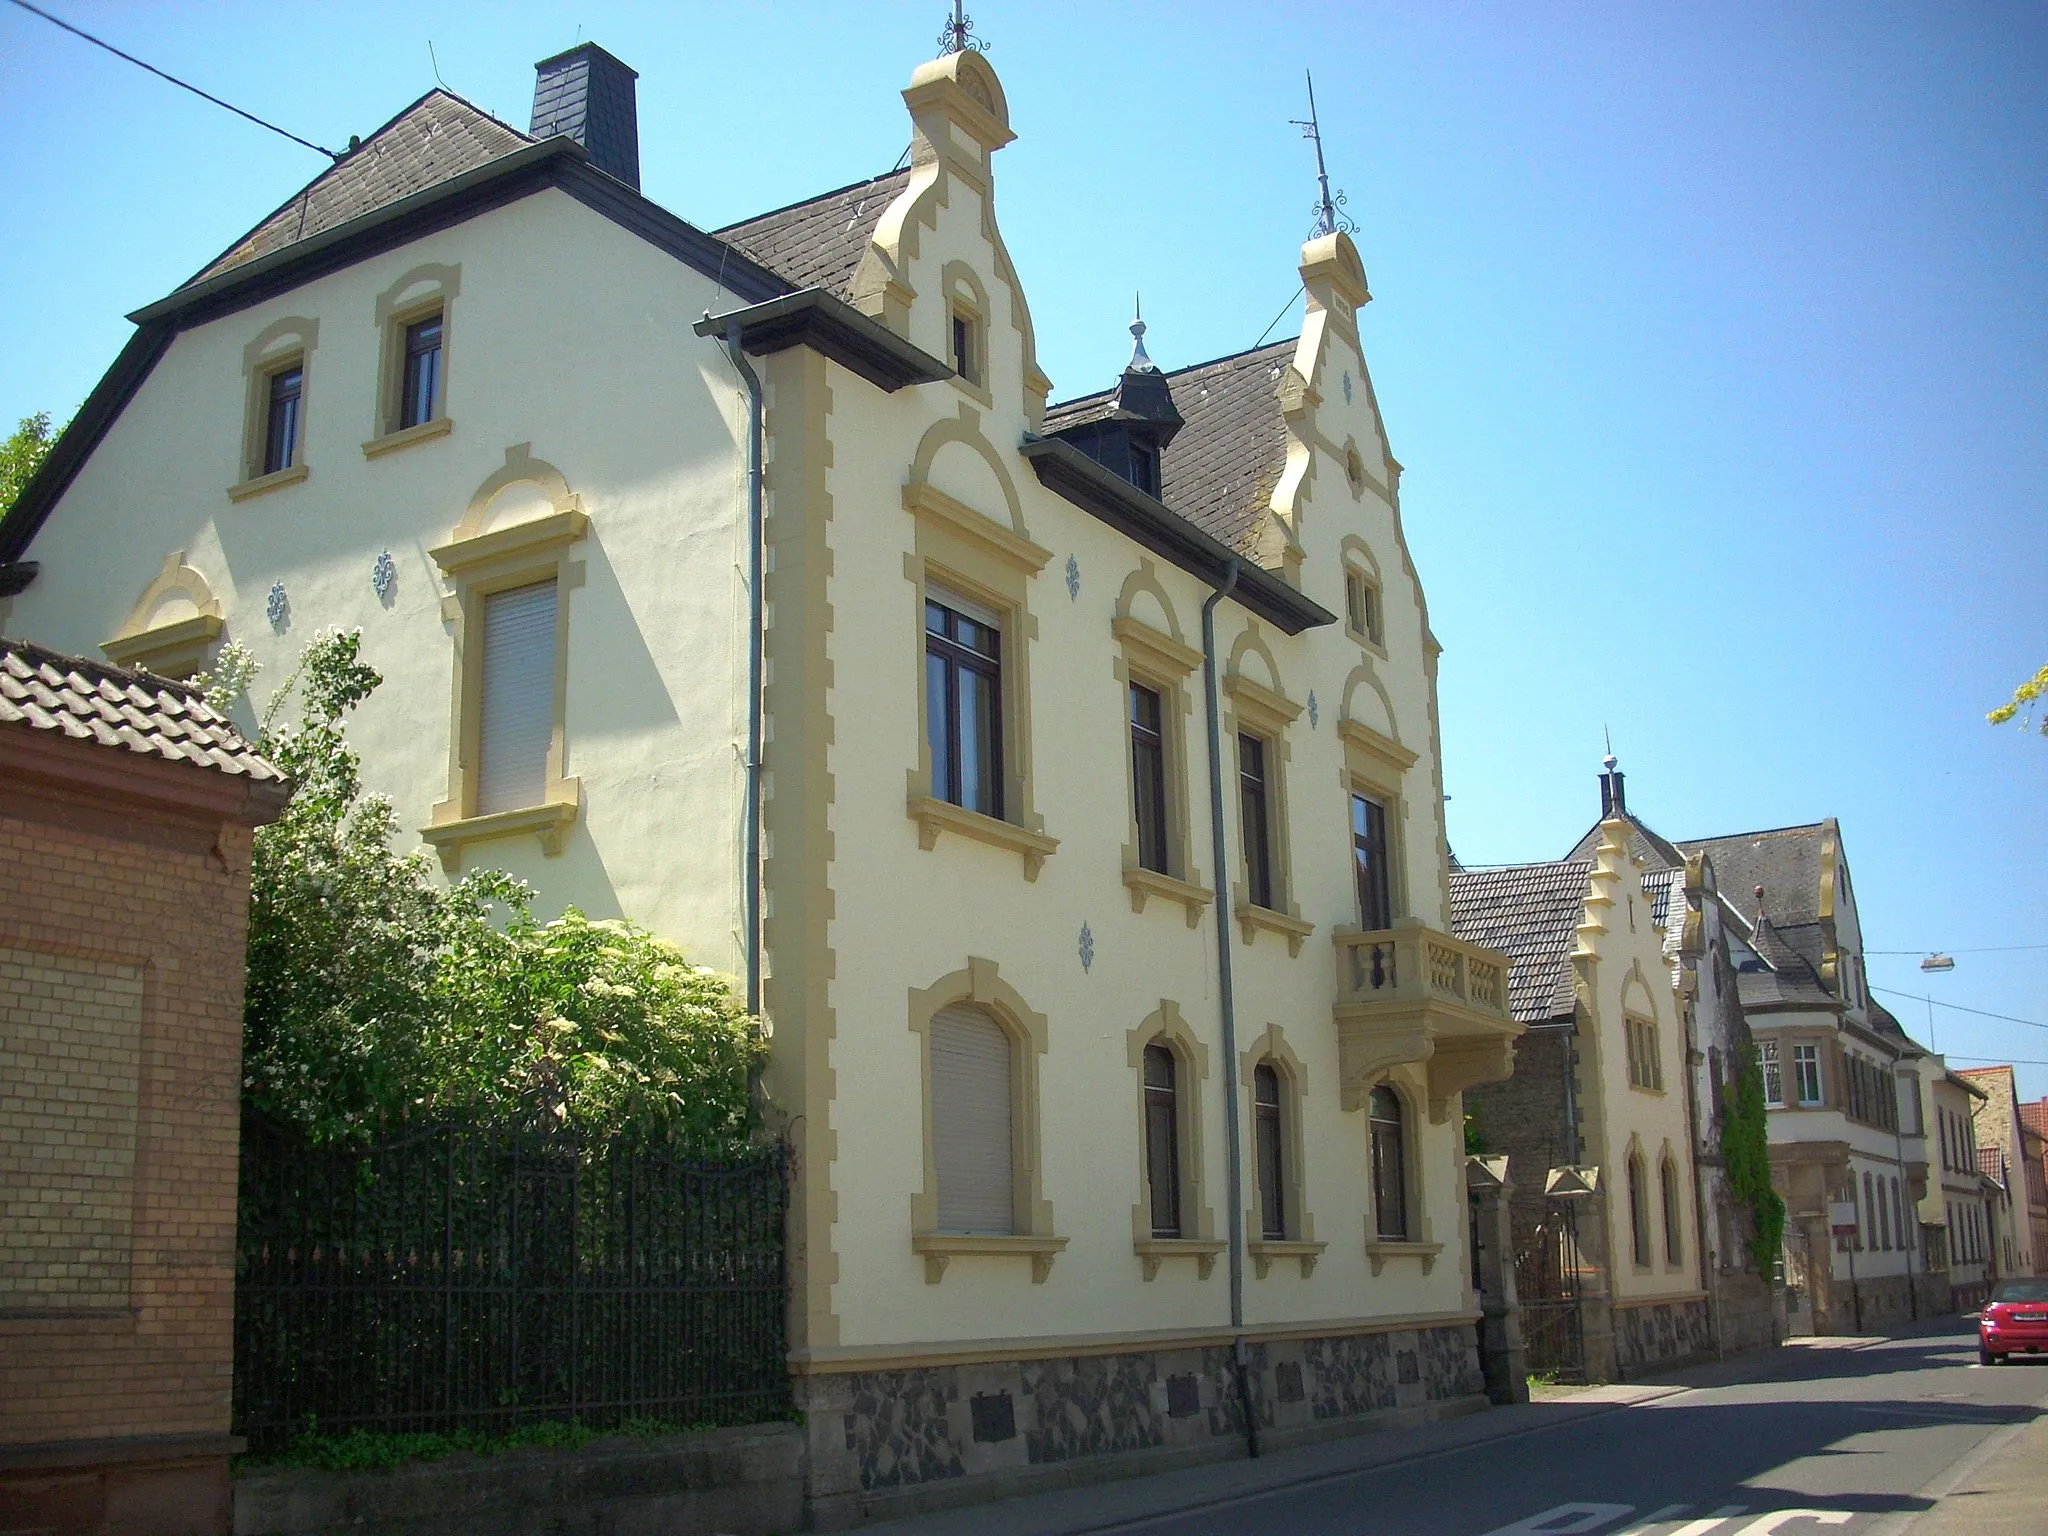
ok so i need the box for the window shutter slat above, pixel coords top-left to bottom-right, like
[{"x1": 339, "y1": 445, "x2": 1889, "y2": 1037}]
[
  {"x1": 930, "y1": 1005, "x2": 1013, "y2": 1235},
  {"x1": 478, "y1": 580, "x2": 558, "y2": 815}
]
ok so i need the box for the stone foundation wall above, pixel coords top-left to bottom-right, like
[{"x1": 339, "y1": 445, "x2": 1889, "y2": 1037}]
[
  {"x1": 1850, "y1": 1273, "x2": 1920, "y2": 1332},
  {"x1": 800, "y1": 1323, "x2": 1486, "y2": 1524},
  {"x1": 1713, "y1": 1271, "x2": 1780, "y2": 1357},
  {"x1": 1613, "y1": 1297, "x2": 1712, "y2": 1375}
]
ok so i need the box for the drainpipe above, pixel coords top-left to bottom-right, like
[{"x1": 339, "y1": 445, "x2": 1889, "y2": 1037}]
[
  {"x1": 1200, "y1": 558, "x2": 1258, "y2": 1459},
  {"x1": 720, "y1": 321, "x2": 766, "y2": 1016}
]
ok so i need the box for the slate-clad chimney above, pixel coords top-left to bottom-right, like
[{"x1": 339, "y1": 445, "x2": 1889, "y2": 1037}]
[
  {"x1": 530, "y1": 44, "x2": 641, "y2": 189},
  {"x1": 1598, "y1": 751, "x2": 1627, "y2": 819}
]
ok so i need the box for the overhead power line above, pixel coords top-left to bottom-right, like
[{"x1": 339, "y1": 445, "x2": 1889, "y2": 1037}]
[
  {"x1": 1867, "y1": 944, "x2": 2048, "y2": 956},
  {"x1": 7, "y1": 0, "x2": 340, "y2": 160},
  {"x1": 1946, "y1": 1056, "x2": 2048, "y2": 1069},
  {"x1": 1872, "y1": 986, "x2": 2048, "y2": 1033}
]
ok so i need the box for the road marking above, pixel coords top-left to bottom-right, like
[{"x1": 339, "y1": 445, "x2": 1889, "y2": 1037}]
[
  {"x1": 1612, "y1": 1508, "x2": 1691, "y2": 1534},
  {"x1": 1479, "y1": 1504, "x2": 1635, "y2": 1536},
  {"x1": 1850, "y1": 1404, "x2": 2009, "y2": 1425},
  {"x1": 1730, "y1": 1514, "x2": 1852, "y2": 1534},
  {"x1": 1668, "y1": 1508, "x2": 1749, "y2": 1535}
]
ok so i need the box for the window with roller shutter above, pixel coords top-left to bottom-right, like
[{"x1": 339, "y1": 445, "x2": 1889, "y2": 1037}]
[
  {"x1": 930, "y1": 1004, "x2": 1014, "y2": 1235},
  {"x1": 477, "y1": 579, "x2": 557, "y2": 815}
]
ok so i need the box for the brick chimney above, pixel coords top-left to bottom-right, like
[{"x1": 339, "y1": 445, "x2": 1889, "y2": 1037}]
[{"x1": 530, "y1": 43, "x2": 641, "y2": 189}]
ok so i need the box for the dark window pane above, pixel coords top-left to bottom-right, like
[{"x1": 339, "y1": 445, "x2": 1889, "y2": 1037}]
[
  {"x1": 1346, "y1": 573, "x2": 1366, "y2": 635},
  {"x1": 926, "y1": 650, "x2": 952, "y2": 804},
  {"x1": 1143, "y1": 1044, "x2": 1180, "y2": 1238},
  {"x1": 1254, "y1": 1063, "x2": 1284, "y2": 1241},
  {"x1": 1352, "y1": 792, "x2": 1392, "y2": 930},
  {"x1": 1370, "y1": 1085, "x2": 1406, "y2": 1239},
  {"x1": 1239, "y1": 733, "x2": 1272, "y2": 910},
  {"x1": 399, "y1": 314, "x2": 443, "y2": 429},
  {"x1": 1130, "y1": 683, "x2": 1169, "y2": 874},
  {"x1": 926, "y1": 595, "x2": 1003, "y2": 819},
  {"x1": 263, "y1": 366, "x2": 303, "y2": 475},
  {"x1": 953, "y1": 314, "x2": 974, "y2": 382},
  {"x1": 959, "y1": 665, "x2": 999, "y2": 815}
]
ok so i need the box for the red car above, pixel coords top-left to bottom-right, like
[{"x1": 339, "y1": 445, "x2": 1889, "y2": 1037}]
[{"x1": 1978, "y1": 1278, "x2": 2048, "y2": 1365}]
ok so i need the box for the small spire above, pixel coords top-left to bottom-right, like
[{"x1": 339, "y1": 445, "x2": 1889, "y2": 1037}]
[
  {"x1": 938, "y1": 0, "x2": 986, "y2": 54},
  {"x1": 1602, "y1": 724, "x2": 1617, "y2": 774},
  {"x1": 1128, "y1": 293, "x2": 1156, "y2": 373},
  {"x1": 1290, "y1": 71, "x2": 1356, "y2": 239}
]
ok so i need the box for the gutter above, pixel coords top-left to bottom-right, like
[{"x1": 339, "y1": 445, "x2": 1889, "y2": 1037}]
[{"x1": 1200, "y1": 557, "x2": 1258, "y2": 1459}]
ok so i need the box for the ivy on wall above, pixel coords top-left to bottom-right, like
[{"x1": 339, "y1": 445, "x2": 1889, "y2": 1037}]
[{"x1": 1721, "y1": 1044, "x2": 1786, "y2": 1275}]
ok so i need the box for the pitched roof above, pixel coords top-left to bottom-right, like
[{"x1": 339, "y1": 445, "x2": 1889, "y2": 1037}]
[
  {"x1": 1449, "y1": 860, "x2": 1594, "y2": 1025},
  {"x1": 2020, "y1": 1100, "x2": 2048, "y2": 1140},
  {"x1": 0, "y1": 639, "x2": 283, "y2": 783},
  {"x1": 1563, "y1": 809, "x2": 1689, "y2": 873},
  {"x1": 1676, "y1": 822, "x2": 1825, "y2": 927},
  {"x1": 1977, "y1": 1145, "x2": 2008, "y2": 1185},
  {"x1": 714, "y1": 167, "x2": 912, "y2": 301},
  {"x1": 1046, "y1": 340, "x2": 1296, "y2": 555},
  {"x1": 190, "y1": 91, "x2": 534, "y2": 287}
]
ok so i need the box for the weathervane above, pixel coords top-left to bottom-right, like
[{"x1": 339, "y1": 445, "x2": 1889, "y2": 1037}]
[
  {"x1": 938, "y1": 0, "x2": 987, "y2": 54},
  {"x1": 1290, "y1": 71, "x2": 1356, "y2": 238}
]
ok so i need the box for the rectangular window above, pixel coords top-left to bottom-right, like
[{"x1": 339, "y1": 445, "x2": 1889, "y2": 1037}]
[
  {"x1": 1254, "y1": 1064, "x2": 1285, "y2": 1241},
  {"x1": 1130, "y1": 682, "x2": 1170, "y2": 875},
  {"x1": 951, "y1": 311, "x2": 978, "y2": 385},
  {"x1": 1370, "y1": 1086, "x2": 1407, "y2": 1240},
  {"x1": 1345, "y1": 571, "x2": 1382, "y2": 645},
  {"x1": 1793, "y1": 1043, "x2": 1823, "y2": 1107},
  {"x1": 399, "y1": 313, "x2": 444, "y2": 429},
  {"x1": 1760, "y1": 1041, "x2": 1783, "y2": 1108},
  {"x1": 1627, "y1": 1018, "x2": 1663, "y2": 1091},
  {"x1": 1351, "y1": 792, "x2": 1393, "y2": 931},
  {"x1": 476, "y1": 580, "x2": 558, "y2": 815},
  {"x1": 263, "y1": 364, "x2": 303, "y2": 475},
  {"x1": 1143, "y1": 1043, "x2": 1181, "y2": 1239},
  {"x1": 931, "y1": 1005, "x2": 1014, "y2": 1235},
  {"x1": 1239, "y1": 732, "x2": 1275, "y2": 910},
  {"x1": 925, "y1": 591, "x2": 1002, "y2": 818}
]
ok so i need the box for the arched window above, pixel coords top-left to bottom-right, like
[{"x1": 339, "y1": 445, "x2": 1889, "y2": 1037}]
[
  {"x1": 1143, "y1": 1043, "x2": 1182, "y2": 1239},
  {"x1": 1369, "y1": 1086, "x2": 1407, "y2": 1240},
  {"x1": 1661, "y1": 1157, "x2": 1683, "y2": 1266},
  {"x1": 1864, "y1": 1172, "x2": 1879, "y2": 1251},
  {"x1": 930, "y1": 1004, "x2": 1014, "y2": 1235},
  {"x1": 1629, "y1": 1154, "x2": 1652, "y2": 1268},
  {"x1": 1254, "y1": 1063, "x2": 1286, "y2": 1241},
  {"x1": 1892, "y1": 1177, "x2": 1908, "y2": 1252}
]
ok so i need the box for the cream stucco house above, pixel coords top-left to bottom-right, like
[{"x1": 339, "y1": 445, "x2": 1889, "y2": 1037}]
[{"x1": 0, "y1": 41, "x2": 1521, "y2": 1515}]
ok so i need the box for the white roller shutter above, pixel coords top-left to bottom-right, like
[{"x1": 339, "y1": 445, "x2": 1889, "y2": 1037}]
[
  {"x1": 477, "y1": 580, "x2": 557, "y2": 815},
  {"x1": 930, "y1": 1004, "x2": 1014, "y2": 1235}
]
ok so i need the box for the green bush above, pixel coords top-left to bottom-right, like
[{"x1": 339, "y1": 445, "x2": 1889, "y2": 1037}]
[
  {"x1": 1721, "y1": 1043, "x2": 1787, "y2": 1276},
  {"x1": 214, "y1": 631, "x2": 764, "y2": 1153}
]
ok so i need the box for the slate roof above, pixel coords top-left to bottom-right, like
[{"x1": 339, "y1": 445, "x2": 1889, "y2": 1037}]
[
  {"x1": 0, "y1": 640, "x2": 284, "y2": 783},
  {"x1": 714, "y1": 167, "x2": 913, "y2": 301},
  {"x1": 1449, "y1": 860, "x2": 1595, "y2": 1025},
  {"x1": 1045, "y1": 340, "x2": 1296, "y2": 555},
  {"x1": 1563, "y1": 810, "x2": 1689, "y2": 873},
  {"x1": 191, "y1": 91, "x2": 535, "y2": 287}
]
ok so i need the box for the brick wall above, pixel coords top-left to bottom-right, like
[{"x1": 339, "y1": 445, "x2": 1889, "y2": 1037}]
[
  {"x1": 1468, "y1": 1023, "x2": 1574, "y2": 1248},
  {"x1": 0, "y1": 774, "x2": 257, "y2": 1449}
]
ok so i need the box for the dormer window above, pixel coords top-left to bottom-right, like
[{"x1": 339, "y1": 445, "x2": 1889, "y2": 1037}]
[{"x1": 1128, "y1": 440, "x2": 1159, "y2": 497}]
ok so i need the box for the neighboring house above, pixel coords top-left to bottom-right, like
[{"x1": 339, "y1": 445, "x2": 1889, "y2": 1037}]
[
  {"x1": 1453, "y1": 792, "x2": 1708, "y2": 1381},
  {"x1": 0, "y1": 641, "x2": 288, "y2": 1535},
  {"x1": 1959, "y1": 1065, "x2": 2046, "y2": 1278},
  {"x1": 0, "y1": 44, "x2": 1520, "y2": 1514},
  {"x1": 2023, "y1": 1099, "x2": 2048, "y2": 1273},
  {"x1": 1921, "y1": 1062, "x2": 1993, "y2": 1311},
  {"x1": 1559, "y1": 811, "x2": 1935, "y2": 1334},
  {"x1": 1978, "y1": 1147, "x2": 2018, "y2": 1285}
]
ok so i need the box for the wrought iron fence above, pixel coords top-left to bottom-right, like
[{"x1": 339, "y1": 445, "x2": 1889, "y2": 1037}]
[{"x1": 233, "y1": 1116, "x2": 790, "y2": 1452}]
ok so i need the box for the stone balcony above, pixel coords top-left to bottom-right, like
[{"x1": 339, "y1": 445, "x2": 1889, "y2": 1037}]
[{"x1": 1332, "y1": 918, "x2": 1522, "y2": 1122}]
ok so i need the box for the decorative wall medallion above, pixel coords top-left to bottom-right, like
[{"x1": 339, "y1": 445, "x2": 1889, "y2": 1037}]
[
  {"x1": 1342, "y1": 371, "x2": 1354, "y2": 404},
  {"x1": 372, "y1": 549, "x2": 397, "y2": 603},
  {"x1": 1078, "y1": 921, "x2": 1094, "y2": 974},
  {"x1": 266, "y1": 581, "x2": 290, "y2": 631},
  {"x1": 1065, "y1": 554, "x2": 1080, "y2": 601},
  {"x1": 1307, "y1": 689, "x2": 1319, "y2": 728}
]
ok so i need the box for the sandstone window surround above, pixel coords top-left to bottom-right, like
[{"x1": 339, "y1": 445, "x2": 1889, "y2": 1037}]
[
  {"x1": 1365, "y1": 1076, "x2": 1440, "y2": 1275},
  {"x1": 1661, "y1": 1150, "x2": 1684, "y2": 1269},
  {"x1": 364, "y1": 262, "x2": 460, "y2": 458},
  {"x1": 1222, "y1": 629, "x2": 1311, "y2": 956},
  {"x1": 100, "y1": 552, "x2": 225, "y2": 677},
  {"x1": 420, "y1": 447, "x2": 586, "y2": 872},
  {"x1": 230, "y1": 316, "x2": 318, "y2": 501},
  {"x1": 901, "y1": 415, "x2": 1057, "y2": 880},
  {"x1": 942, "y1": 260, "x2": 992, "y2": 410},
  {"x1": 909, "y1": 958, "x2": 1064, "y2": 1284},
  {"x1": 1241, "y1": 1024, "x2": 1325, "y2": 1278},
  {"x1": 1334, "y1": 686, "x2": 1416, "y2": 935},
  {"x1": 1110, "y1": 576, "x2": 1210, "y2": 925},
  {"x1": 1125, "y1": 1001, "x2": 1224, "y2": 1281},
  {"x1": 1625, "y1": 1014, "x2": 1665, "y2": 1094},
  {"x1": 1628, "y1": 1146, "x2": 1653, "y2": 1270}
]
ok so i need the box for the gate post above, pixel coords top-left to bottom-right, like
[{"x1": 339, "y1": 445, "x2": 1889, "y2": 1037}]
[{"x1": 1467, "y1": 1155, "x2": 1528, "y2": 1403}]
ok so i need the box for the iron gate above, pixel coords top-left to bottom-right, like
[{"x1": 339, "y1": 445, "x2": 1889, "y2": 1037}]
[{"x1": 1515, "y1": 1201, "x2": 1587, "y2": 1381}]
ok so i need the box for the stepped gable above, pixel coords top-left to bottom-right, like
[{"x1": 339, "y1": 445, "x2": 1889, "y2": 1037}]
[
  {"x1": 1449, "y1": 859, "x2": 1597, "y2": 1026},
  {"x1": 1046, "y1": 340, "x2": 1295, "y2": 555},
  {"x1": 0, "y1": 638, "x2": 282, "y2": 782},
  {"x1": 191, "y1": 91, "x2": 534, "y2": 286},
  {"x1": 715, "y1": 167, "x2": 914, "y2": 300}
]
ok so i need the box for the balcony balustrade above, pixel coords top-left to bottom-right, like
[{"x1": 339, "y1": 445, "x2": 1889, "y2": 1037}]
[{"x1": 1332, "y1": 918, "x2": 1520, "y2": 1121}]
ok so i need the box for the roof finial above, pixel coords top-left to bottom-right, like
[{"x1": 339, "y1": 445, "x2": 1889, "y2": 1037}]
[
  {"x1": 1603, "y1": 724, "x2": 1617, "y2": 774},
  {"x1": 938, "y1": 0, "x2": 987, "y2": 54},
  {"x1": 1128, "y1": 292, "x2": 1156, "y2": 372},
  {"x1": 1290, "y1": 71, "x2": 1356, "y2": 239}
]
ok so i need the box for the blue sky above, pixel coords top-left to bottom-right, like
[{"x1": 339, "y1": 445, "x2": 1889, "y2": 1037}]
[{"x1": 3, "y1": 2, "x2": 2043, "y2": 1095}]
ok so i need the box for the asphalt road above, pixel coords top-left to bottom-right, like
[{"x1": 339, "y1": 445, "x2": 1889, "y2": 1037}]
[{"x1": 1118, "y1": 1330, "x2": 2048, "y2": 1536}]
